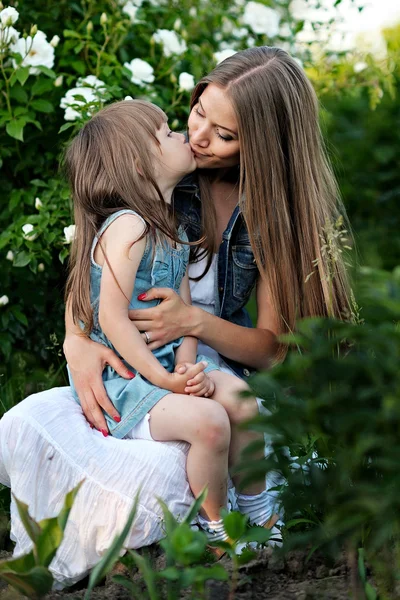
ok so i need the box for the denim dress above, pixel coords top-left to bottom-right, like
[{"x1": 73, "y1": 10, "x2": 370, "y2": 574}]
[{"x1": 68, "y1": 209, "x2": 219, "y2": 439}]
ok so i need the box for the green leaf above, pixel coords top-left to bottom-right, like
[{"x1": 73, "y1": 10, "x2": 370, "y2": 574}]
[
  {"x1": 159, "y1": 566, "x2": 180, "y2": 581},
  {"x1": 36, "y1": 66, "x2": 56, "y2": 79},
  {"x1": 222, "y1": 511, "x2": 247, "y2": 541},
  {"x1": 84, "y1": 493, "x2": 139, "y2": 600},
  {"x1": 365, "y1": 582, "x2": 378, "y2": 600},
  {"x1": 183, "y1": 487, "x2": 208, "y2": 525},
  {"x1": 9, "y1": 85, "x2": 29, "y2": 103},
  {"x1": 11, "y1": 307, "x2": 28, "y2": 327},
  {"x1": 239, "y1": 525, "x2": 272, "y2": 544},
  {"x1": 63, "y1": 29, "x2": 82, "y2": 38},
  {"x1": 31, "y1": 78, "x2": 54, "y2": 96},
  {"x1": 6, "y1": 119, "x2": 25, "y2": 141},
  {"x1": 13, "y1": 251, "x2": 31, "y2": 268},
  {"x1": 31, "y1": 99, "x2": 54, "y2": 113},
  {"x1": 127, "y1": 550, "x2": 159, "y2": 600},
  {"x1": 0, "y1": 563, "x2": 53, "y2": 599},
  {"x1": 58, "y1": 122, "x2": 76, "y2": 134},
  {"x1": 16, "y1": 67, "x2": 30, "y2": 86}
]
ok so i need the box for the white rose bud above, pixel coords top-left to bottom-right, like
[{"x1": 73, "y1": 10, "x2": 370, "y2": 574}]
[
  {"x1": 124, "y1": 95, "x2": 134, "y2": 101},
  {"x1": 30, "y1": 24, "x2": 38, "y2": 37},
  {"x1": 64, "y1": 224, "x2": 76, "y2": 244},
  {"x1": 22, "y1": 223, "x2": 37, "y2": 241},
  {"x1": 35, "y1": 197, "x2": 43, "y2": 210},
  {"x1": 6, "y1": 250, "x2": 14, "y2": 261},
  {"x1": 50, "y1": 34, "x2": 60, "y2": 48},
  {"x1": 54, "y1": 75, "x2": 63, "y2": 87},
  {"x1": 86, "y1": 20, "x2": 93, "y2": 34},
  {"x1": 0, "y1": 3, "x2": 4, "y2": 11},
  {"x1": 171, "y1": 119, "x2": 179, "y2": 129},
  {"x1": 178, "y1": 72, "x2": 195, "y2": 92},
  {"x1": 189, "y1": 7, "x2": 196, "y2": 17},
  {"x1": 100, "y1": 13, "x2": 108, "y2": 26},
  {"x1": 0, "y1": 295, "x2": 9, "y2": 307},
  {"x1": 0, "y1": 6, "x2": 19, "y2": 27},
  {"x1": 38, "y1": 263, "x2": 45, "y2": 272},
  {"x1": 173, "y1": 18, "x2": 181, "y2": 30}
]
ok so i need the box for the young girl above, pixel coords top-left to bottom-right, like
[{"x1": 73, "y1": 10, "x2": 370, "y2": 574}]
[{"x1": 65, "y1": 99, "x2": 279, "y2": 543}]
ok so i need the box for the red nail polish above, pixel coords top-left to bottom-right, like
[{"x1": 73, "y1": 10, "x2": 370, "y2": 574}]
[
  {"x1": 137, "y1": 293, "x2": 147, "y2": 300},
  {"x1": 101, "y1": 429, "x2": 109, "y2": 437},
  {"x1": 113, "y1": 415, "x2": 121, "y2": 423},
  {"x1": 128, "y1": 371, "x2": 136, "y2": 379}
]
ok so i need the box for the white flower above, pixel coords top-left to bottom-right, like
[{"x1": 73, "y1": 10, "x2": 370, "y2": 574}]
[
  {"x1": 64, "y1": 224, "x2": 76, "y2": 244},
  {"x1": 123, "y1": 58, "x2": 154, "y2": 87},
  {"x1": 77, "y1": 75, "x2": 106, "y2": 90},
  {"x1": 189, "y1": 7, "x2": 197, "y2": 17},
  {"x1": 6, "y1": 250, "x2": 14, "y2": 261},
  {"x1": 124, "y1": 95, "x2": 134, "y2": 101},
  {"x1": 279, "y1": 23, "x2": 292, "y2": 38},
  {"x1": 60, "y1": 77, "x2": 106, "y2": 121},
  {"x1": 178, "y1": 71, "x2": 195, "y2": 92},
  {"x1": 38, "y1": 263, "x2": 45, "y2": 272},
  {"x1": 0, "y1": 295, "x2": 9, "y2": 307},
  {"x1": 0, "y1": 24, "x2": 19, "y2": 46},
  {"x1": 54, "y1": 75, "x2": 63, "y2": 87},
  {"x1": 152, "y1": 29, "x2": 187, "y2": 57},
  {"x1": 50, "y1": 34, "x2": 60, "y2": 48},
  {"x1": 214, "y1": 48, "x2": 237, "y2": 64},
  {"x1": 122, "y1": 1, "x2": 139, "y2": 22},
  {"x1": 35, "y1": 197, "x2": 43, "y2": 210},
  {"x1": 354, "y1": 61, "x2": 367, "y2": 73},
  {"x1": 0, "y1": 6, "x2": 18, "y2": 26},
  {"x1": 22, "y1": 223, "x2": 37, "y2": 241},
  {"x1": 10, "y1": 30, "x2": 55, "y2": 75},
  {"x1": 243, "y1": 2, "x2": 280, "y2": 37},
  {"x1": 232, "y1": 27, "x2": 248, "y2": 39}
]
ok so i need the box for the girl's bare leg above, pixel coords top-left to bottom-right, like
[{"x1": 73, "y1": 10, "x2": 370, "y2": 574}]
[
  {"x1": 208, "y1": 371, "x2": 266, "y2": 495},
  {"x1": 149, "y1": 394, "x2": 230, "y2": 521}
]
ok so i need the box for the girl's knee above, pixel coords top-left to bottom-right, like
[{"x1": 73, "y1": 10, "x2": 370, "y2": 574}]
[{"x1": 195, "y1": 402, "x2": 231, "y2": 451}]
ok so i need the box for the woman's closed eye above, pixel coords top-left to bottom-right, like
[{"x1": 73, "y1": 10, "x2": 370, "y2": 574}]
[{"x1": 195, "y1": 107, "x2": 234, "y2": 142}]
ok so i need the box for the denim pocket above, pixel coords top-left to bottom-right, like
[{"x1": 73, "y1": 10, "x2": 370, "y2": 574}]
[{"x1": 232, "y1": 245, "x2": 258, "y2": 301}]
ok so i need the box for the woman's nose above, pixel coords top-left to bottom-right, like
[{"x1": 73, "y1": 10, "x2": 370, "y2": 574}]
[{"x1": 190, "y1": 125, "x2": 209, "y2": 148}]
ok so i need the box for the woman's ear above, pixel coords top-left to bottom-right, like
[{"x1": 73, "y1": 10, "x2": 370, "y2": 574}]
[{"x1": 135, "y1": 158, "x2": 144, "y2": 176}]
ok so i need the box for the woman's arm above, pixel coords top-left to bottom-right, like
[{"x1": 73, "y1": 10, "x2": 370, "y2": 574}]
[
  {"x1": 64, "y1": 297, "x2": 133, "y2": 432},
  {"x1": 129, "y1": 277, "x2": 281, "y2": 370},
  {"x1": 174, "y1": 270, "x2": 197, "y2": 367}
]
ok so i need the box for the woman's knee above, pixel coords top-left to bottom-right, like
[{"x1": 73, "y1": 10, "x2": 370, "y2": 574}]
[{"x1": 194, "y1": 402, "x2": 231, "y2": 451}]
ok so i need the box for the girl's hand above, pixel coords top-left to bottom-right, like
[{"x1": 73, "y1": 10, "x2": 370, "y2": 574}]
[
  {"x1": 174, "y1": 363, "x2": 216, "y2": 398},
  {"x1": 167, "y1": 361, "x2": 207, "y2": 394},
  {"x1": 64, "y1": 333, "x2": 134, "y2": 433},
  {"x1": 128, "y1": 288, "x2": 196, "y2": 350}
]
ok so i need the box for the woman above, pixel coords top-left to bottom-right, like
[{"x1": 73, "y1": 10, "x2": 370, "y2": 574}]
[{"x1": 0, "y1": 47, "x2": 351, "y2": 587}]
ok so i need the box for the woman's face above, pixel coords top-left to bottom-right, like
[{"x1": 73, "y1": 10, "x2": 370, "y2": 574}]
[{"x1": 188, "y1": 84, "x2": 240, "y2": 170}]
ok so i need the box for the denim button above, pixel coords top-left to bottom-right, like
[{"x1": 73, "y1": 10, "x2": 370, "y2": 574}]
[{"x1": 243, "y1": 368, "x2": 250, "y2": 377}]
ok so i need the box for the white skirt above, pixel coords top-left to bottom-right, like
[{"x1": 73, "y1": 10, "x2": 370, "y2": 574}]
[{"x1": 0, "y1": 387, "x2": 193, "y2": 588}]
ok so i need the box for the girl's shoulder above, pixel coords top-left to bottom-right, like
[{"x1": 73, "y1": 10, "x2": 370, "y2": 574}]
[{"x1": 98, "y1": 209, "x2": 147, "y2": 244}]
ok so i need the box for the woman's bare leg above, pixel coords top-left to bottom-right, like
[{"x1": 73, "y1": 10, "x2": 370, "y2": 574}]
[
  {"x1": 149, "y1": 394, "x2": 230, "y2": 521},
  {"x1": 208, "y1": 371, "x2": 266, "y2": 495}
]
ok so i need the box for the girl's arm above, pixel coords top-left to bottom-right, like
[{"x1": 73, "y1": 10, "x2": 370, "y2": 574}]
[
  {"x1": 97, "y1": 214, "x2": 205, "y2": 392},
  {"x1": 174, "y1": 270, "x2": 197, "y2": 367},
  {"x1": 128, "y1": 277, "x2": 281, "y2": 370}
]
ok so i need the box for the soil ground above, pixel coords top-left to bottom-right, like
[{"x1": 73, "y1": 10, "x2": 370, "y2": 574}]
[{"x1": 0, "y1": 546, "x2": 350, "y2": 599}]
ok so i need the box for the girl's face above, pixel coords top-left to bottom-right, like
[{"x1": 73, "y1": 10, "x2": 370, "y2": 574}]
[
  {"x1": 155, "y1": 121, "x2": 196, "y2": 183},
  {"x1": 188, "y1": 84, "x2": 240, "y2": 170}
]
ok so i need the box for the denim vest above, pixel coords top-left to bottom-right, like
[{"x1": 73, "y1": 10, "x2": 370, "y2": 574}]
[{"x1": 173, "y1": 174, "x2": 259, "y2": 378}]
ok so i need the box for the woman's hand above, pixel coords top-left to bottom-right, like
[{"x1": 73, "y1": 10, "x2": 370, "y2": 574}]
[
  {"x1": 174, "y1": 362, "x2": 216, "y2": 397},
  {"x1": 64, "y1": 333, "x2": 135, "y2": 434},
  {"x1": 128, "y1": 288, "x2": 197, "y2": 350}
]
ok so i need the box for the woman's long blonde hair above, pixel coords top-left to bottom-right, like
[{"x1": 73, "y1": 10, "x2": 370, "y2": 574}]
[
  {"x1": 64, "y1": 100, "x2": 187, "y2": 334},
  {"x1": 191, "y1": 46, "x2": 352, "y2": 354}
]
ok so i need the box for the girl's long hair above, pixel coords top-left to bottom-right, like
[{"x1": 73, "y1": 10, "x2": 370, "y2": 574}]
[
  {"x1": 191, "y1": 46, "x2": 352, "y2": 358},
  {"x1": 64, "y1": 100, "x2": 188, "y2": 334}
]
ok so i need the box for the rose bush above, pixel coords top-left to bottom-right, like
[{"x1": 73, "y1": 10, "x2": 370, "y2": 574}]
[{"x1": 0, "y1": 0, "x2": 394, "y2": 381}]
